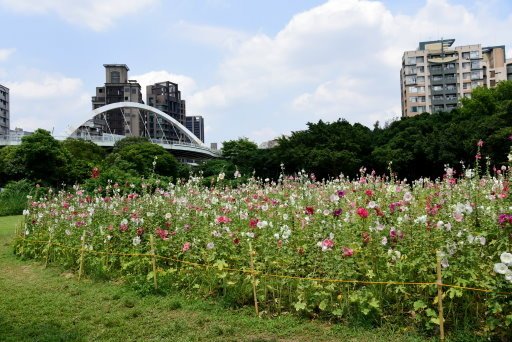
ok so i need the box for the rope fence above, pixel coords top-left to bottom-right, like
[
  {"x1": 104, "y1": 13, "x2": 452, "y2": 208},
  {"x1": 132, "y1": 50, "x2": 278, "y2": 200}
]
[
  {"x1": 18, "y1": 238, "x2": 512, "y2": 295},
  {"x1": 17, "y1": 236, "x2": 512, "y2": 342}
]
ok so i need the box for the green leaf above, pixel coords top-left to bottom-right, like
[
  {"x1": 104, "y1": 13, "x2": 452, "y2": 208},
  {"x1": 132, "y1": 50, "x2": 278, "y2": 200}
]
[
  {"x1": 294, "y1": 301, "x2": 307, "y2": 311},
  {"x1": 214, "y1": 259, "x2": 228, "y2": 271},
  {"x1": 319, "y1": 300, "x2": 327, "y2": 311},
  {"x1": 413, "y1": 300, "x2": 427, "y2": 311}
]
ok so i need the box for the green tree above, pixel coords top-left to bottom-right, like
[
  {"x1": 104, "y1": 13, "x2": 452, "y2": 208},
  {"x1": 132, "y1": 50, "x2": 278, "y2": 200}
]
[
  {"x1": 62, "y1": 138, "x2": 107, "y2": 184},
  {"x1": 15, "y1": 129, "x2": 68, "y2": 186}
]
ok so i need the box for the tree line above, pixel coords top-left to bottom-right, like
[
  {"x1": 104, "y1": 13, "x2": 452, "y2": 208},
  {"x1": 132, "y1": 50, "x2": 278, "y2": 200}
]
[{"x1": 1, "y1": 81, "x2": 511, "y2": 190}]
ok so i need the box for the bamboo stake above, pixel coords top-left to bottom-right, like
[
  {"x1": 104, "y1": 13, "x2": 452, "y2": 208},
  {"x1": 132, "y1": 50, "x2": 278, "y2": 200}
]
[
  {"x1": 436, "y1": 251, "x2": 445, "y2": 341},
  {"x1": 149, "y1": 234, "x2": 158, "y2": 290},
  {"x1": 44, "y1": 233, "x2": 52, "y2": 268},
  {"x1": 248, "y1": 241, "x2": 259, "y2": 316},
  {"x1": 78, "y1": 231, "x2": 86, "y2": 281}
]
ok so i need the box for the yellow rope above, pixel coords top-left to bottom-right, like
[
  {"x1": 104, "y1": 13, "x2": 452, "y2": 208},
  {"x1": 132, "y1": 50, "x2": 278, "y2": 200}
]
[{"x1": 20, "y1": 238, "x2": 512, "y2": 296}]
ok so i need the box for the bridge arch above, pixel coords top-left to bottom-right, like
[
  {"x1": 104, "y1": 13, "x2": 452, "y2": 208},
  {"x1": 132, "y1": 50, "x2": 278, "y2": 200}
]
[{"x1": 68, "y1": 102, "x2": 206, "y2": 147}]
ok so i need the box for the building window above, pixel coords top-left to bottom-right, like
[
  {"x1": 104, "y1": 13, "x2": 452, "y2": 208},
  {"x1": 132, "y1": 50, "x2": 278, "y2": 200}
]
[
  {"x1": 409, "y1": 96, "x2": 418, "y2": 103},
  {"x1": 433, "y1": 85, "x2": 443, "y2": 91},
  {"x1": 111, "y1": 71, "x2": 120, "y2": 83},
  {"x1": 416, "y1": 76, "x2": 425, "y2": 83},
  {"x1": 462, "y1": 52, "x2": 470, "y2": 60},
  {"x1": 462, "y1": 62, "x2": 470, "y2": 69},
  {"x1": 416, "y1": 56, "x2": 425, "y2": 63},
  {"x1": 417, "y1": 66, "x2": 425, "y2": 73},
  {"x1": 444, "y1": 63, "x2": 455, "y2": 70},
  {"x1": 463, "y1": 83, "x2": 471, "y2": 90},
  {"x1": 463, "y1": 72, "x2": 470, "y2": 80},
  {"x1": 406, "y1": 56, "x2": 416, "y2": 65},
  {"x1": 405, "y1": 76, "x2": 416, "y2": 85},
  {"x1": 470, "y1": 50, "x2": 479, "y2": 59},
  {"x1": 471, "y1": 61, "x2": 480, "y2": 69},
  {"x1": 471, "y1": 71, "x2": 481, "y2": 80},
  {"x1": 433, "y1": 75, "x2": 443, "y2": 81}
]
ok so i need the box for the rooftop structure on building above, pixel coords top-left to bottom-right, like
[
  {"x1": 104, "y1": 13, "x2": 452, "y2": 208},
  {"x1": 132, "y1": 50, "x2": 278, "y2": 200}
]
[
  {"x1": 401, "y1": 39, "x2": 512, "y2": 117},
  {"x1": 0, "y1": 84, "x2": 9, "y2": 136}
]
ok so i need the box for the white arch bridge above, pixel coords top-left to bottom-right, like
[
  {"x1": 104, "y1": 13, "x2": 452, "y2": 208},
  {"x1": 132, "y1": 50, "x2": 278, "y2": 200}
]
[{"x1": 1, "y1": 102, "x2": 220, "y2": 162}]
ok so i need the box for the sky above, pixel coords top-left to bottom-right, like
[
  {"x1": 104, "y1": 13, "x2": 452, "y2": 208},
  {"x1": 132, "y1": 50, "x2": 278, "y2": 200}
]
[{"x1": 1, "y1": 0, "x2": 511, "y2": 145}]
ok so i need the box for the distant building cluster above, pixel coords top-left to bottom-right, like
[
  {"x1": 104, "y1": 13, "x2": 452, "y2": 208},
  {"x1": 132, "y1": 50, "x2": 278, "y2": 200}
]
[
  {"x1": 84, "y1": 64, "x2": 205, "y2": 143},
  {"x1": 401, "y1": 39, "x2": 512, "y2": 117},
  {"x1": 0, "y1": 84, "x2": 9, "y2": 136}
]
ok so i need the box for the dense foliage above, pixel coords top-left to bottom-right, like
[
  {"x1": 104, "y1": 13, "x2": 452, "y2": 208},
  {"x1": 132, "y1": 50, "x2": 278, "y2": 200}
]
[
  {"x1": 15, "y1": 160, "x2": 512, "y2": 339},
  {"x1": 207, "y1": 81, "x2": 512, "y2": 182}
]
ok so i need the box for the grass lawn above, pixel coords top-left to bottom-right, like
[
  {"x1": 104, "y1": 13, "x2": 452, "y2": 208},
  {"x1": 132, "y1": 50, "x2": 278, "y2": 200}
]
[{"x1": 0, "y1": 215, "x2": 448, "y2": 341}]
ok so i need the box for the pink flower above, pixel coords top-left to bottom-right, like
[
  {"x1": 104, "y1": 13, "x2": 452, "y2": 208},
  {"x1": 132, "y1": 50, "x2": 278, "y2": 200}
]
[
  {"x1": 319, "y1": 238, "x2": 334, "y2": 251},
  {"x1": 216, "y1": 216, "x2": 232, "y2": 224},
  {"x1": 182, "y1": 242, "x2": 191, "y2": 252},
  {"x1": 477, "y1": 139, "x2": 484, "y2": 147},
  {"x1": 156, "y1": 228, "x2": 169, "y2": 240},
  {"x1": 356, "y1": 207, "x2": 369, "y2": 218},
  {"x1": 342, "y1": 247, "x2": 354, "y2": 257}
]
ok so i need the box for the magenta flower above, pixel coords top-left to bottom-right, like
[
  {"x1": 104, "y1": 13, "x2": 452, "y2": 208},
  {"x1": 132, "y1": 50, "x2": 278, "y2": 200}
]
[
  {"x1": 477, "y1": 139, "x2": 484, "y2": 147},
  {"x1": 182, "y1": 242, "x2": 191, "y2": 252},
  {"x1": 342, "y1": 247, "x2": 354, "y2": 257}
]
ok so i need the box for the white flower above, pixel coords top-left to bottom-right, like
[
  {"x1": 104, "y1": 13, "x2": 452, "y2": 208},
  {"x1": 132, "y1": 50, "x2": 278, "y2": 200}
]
[
  {"x1": 505, "y1": 269, "x2": 512, "y2": 282},
  {"x1": 65, "y1": 229, "x2": 71, "y2": 236},
  {"x1": 256, "y1": 220, "x2": 268, "y2": 229},
  {"x1": 329, "y1": 194, "x2": 339, "y2": 203},
  {"x1": 494, "y1": 263, "x2": 509, "y2": 274},
  {"x1": 261, "y1": 204, "x2": 269, "y2": 211},
  {"x1": 245, "y1": 232, "x2": 255, "y2": 238},
  {"x1": 441, "y1": 258, "x2": 449, "y2": 268},
  {"x1": 282, "y1": 214, "x2": 288, "y2": 220},
  {"x1": 22, "y1": 209, "x2": 30, "y2": 216},
  {"x1": 165, "y1": 213, "x2": 172, "y2": 220},
  {"x1": 381, "y1": 236, "x2": 388, "y2": 245},
  {"x1": 477, "y1": 236, "x2": 486, "y2": 246},
  {"x1": 368, "y1": 201, "x2": 377, "y2": 209},
  {"x1": 500, "y1": 252, "x2": 512, "y2": 265},
  {"x1": 206, "y1": 242, "x2": 215, "y2": 250},
  {"x1": 274, "y1": 233, "x2": 280, "y2": 239},
  {"x1": 217, "y1": 172, "x2": 225, "y2": 181},
  {"x1": 132, "y1": 236, "x2": 141, "y2": 246},
  {"x1": 465, "y1": 169, "x2": 474, "y2": 179},
  {"x1": 414, "y1": 215, "x2": 427, "y2": 224},
  {"x1": 403, "y1": 192, "x2": 413, "y2": 202}
]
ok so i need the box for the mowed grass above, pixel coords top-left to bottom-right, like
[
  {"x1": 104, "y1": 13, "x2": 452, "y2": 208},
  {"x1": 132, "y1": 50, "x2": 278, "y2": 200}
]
[{"x1": 0, "y1": 216, "x2": 443, "y2": 342}]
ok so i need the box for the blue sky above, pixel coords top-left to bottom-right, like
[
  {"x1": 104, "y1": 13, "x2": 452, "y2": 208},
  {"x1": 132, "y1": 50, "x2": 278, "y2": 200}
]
[{"x1": 1, "y1": 0, "x2": 511, "y2": 144}]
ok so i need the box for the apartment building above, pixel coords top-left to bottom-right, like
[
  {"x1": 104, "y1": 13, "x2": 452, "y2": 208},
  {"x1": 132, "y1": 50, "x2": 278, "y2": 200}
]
[
  {"x1": 185, "y1": 116, "x2": 204, "y2": 143},
  {"x1": 0, "y1": 84, "x2": 9, "y2": 136},
  {"x1": 146, "y1": 81, "x2": 187, "y2": 142},
  {"x1": 401, "y1": 39, "x2": 511, "y2": 117}
]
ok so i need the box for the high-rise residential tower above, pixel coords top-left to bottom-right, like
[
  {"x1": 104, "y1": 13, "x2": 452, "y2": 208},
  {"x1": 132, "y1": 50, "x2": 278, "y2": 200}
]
[
  {"x1": 0, "y1": 84, "x2": 9, "y2": 136},
  {"x1": 401, "y1": 39, "x2": 511, "y2": 117},
  {"x1": 146, "y1": 81, "x2": 187, "y2": 142},
  {"x1": 186, "y1": 116, "x2": 204, "y2": 142}
]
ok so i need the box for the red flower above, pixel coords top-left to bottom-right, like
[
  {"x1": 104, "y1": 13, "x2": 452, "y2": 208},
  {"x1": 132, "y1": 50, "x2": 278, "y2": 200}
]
[
  {"x1": 305, "y1": 206, "x2": 315, "y2": 215},
  {"x1": 356, "y1": 207, "x2": 369, "y2": 218},
  {"x1": 365, "y1": 189, "x2": 373, "y2": 197},
  {"x1": 91, "y1": 167, "x2": 100, "y2": 179},
  {"x1": 249, "y1": 218, "x2": 259, "y2": 228}
]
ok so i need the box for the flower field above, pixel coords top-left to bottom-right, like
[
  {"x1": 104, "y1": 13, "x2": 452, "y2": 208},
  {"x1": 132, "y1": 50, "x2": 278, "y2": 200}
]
[{"x1": 14, "y1": 165, "x2": 512, "y2": 338}]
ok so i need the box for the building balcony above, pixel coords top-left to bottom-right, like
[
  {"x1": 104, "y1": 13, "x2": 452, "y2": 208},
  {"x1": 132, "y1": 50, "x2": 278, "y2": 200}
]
[
  {"x1": 92, "y1": 96, "x2": 106, "y2": 103},
  {"x1": 430, "y1": 67, "x2": 444, "y2": 75}
]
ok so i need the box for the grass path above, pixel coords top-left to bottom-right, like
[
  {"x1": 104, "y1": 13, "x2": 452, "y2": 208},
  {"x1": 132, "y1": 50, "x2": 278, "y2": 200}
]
[{"x1": 0, "y1": 215, "x2": 436, "y2": 342}]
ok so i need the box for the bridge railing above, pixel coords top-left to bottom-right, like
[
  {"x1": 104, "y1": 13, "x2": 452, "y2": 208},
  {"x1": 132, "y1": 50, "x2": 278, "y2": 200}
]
[{"x1": 0, "y1": 134, "x2": 221, "y2": 156}]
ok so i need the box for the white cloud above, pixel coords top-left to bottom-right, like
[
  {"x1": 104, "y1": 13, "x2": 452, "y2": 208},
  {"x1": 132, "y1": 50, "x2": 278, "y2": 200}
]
[
  {"x1": 185, "y1": 0, "x2": 512, "y2": 143},
  {"x1": 0, "y1": 48, "x2": 15, "y2": 62},
  {"x1": 0, "y1": 0, "x2": 159, "y2": 31},
  {"x1": 4, "y1": 71, "x2": 90, "y2": 135}
]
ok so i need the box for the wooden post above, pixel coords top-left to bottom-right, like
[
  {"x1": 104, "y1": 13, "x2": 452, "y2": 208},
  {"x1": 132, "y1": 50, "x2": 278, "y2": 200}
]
[
  {"x1": 149, "y1": 234, "x2": 158, "y2": 290},
  {"x1": 248, "y1": 241, "x2": 259, "y2": 316},
  {"x1": 436, "y1": 251, "x2": 445, "y2": 341},
  {"x1": 78, "y1": 231, "x2": 86, "y2": 281}
]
